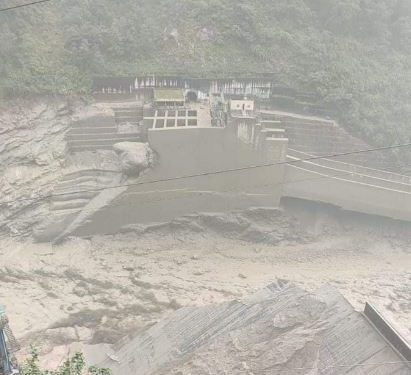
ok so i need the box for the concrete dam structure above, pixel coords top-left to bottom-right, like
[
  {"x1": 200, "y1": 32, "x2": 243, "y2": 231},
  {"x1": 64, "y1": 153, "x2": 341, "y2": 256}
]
[
  {"x1": 34, "y1": 87, "x2": 411, "y2": 241},
  {"x1": 73, "y1": 116, "x2": 288, "y2": 237}
]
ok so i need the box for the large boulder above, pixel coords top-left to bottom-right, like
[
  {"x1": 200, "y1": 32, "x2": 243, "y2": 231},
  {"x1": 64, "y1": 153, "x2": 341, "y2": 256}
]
[{"x1": 113, "y1": 142, "x2": 153, "y2": 176}]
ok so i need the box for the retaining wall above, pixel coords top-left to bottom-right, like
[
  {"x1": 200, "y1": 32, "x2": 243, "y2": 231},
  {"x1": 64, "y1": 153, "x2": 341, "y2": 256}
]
[{"x1": 66, "y1": 115, "x2": 142, "y2": 152}]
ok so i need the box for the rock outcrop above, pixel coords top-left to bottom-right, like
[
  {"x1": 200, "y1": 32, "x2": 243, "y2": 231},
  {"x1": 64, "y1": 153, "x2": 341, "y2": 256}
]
[
  {"x1": 0, "y1": 98, "x2": 144, "y2": 240},
  {"x1": 113, "y1": 142, "x2": 153, "y2": 176}
]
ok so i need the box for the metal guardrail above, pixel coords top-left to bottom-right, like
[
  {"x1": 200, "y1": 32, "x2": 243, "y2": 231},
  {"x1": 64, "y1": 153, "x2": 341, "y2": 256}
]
[{"x1": 364, "y1": 303, "x2": 411, "y2": 361}]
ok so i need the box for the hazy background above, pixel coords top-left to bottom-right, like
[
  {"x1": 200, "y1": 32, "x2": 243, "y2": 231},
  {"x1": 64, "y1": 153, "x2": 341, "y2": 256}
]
[{"x1": 1, "y1": 0, "x2": 411, "y2": 165}]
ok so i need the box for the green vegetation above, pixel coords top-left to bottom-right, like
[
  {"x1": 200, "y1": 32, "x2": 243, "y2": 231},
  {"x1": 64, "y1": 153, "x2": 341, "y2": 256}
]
[
  {"x1": 20, "y1": 348, "x2": 111, "y2": 375},
  {"x1": 0, "y1": 0, "x2": 410, "y2": 161}
]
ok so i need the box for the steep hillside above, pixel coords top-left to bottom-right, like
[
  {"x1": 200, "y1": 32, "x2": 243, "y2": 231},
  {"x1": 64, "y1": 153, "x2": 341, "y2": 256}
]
[{"x1": 1, "y1": 0, "x2": 411, "y2": 162}]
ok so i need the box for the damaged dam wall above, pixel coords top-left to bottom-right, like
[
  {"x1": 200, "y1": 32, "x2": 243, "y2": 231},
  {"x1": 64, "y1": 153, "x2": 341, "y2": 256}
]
[{"x1": 74, "y1": 124, "x2": 288, "y2": 236}]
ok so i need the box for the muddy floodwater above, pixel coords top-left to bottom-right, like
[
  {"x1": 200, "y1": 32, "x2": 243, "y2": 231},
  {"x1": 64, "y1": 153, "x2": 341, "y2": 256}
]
[{"x1": 0, "y1": 204, "x2": 409, "y2": 366}]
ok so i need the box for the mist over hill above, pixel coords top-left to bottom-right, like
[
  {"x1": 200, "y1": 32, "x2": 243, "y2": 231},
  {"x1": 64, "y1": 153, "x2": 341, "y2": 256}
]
[{"x1": 1, "y1": 0, "x2": 411, "y2": 162}]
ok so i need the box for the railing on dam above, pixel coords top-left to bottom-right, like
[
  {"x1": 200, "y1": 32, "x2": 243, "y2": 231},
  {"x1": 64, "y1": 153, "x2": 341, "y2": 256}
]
[{"x1": 287, "y1": 149, "x2": 411, "y2": 193}]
